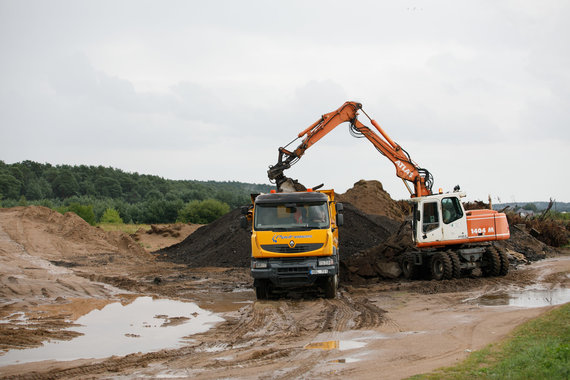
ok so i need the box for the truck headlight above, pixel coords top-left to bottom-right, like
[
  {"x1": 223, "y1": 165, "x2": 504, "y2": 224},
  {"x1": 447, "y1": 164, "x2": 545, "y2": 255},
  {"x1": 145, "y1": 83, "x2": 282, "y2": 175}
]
[
  {"x1": 252, "y1": 261, "x2": 268, "y2": 269},
  {"x1": 318, "y1": 258, "x2": 334, "y2": 266}
]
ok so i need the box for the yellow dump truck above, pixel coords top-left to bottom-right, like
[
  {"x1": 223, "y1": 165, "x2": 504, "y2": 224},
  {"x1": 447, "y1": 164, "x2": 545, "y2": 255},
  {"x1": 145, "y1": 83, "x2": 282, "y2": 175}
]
[{"x1": 241, "y1": 189, "x2": 343, "y2": 299}]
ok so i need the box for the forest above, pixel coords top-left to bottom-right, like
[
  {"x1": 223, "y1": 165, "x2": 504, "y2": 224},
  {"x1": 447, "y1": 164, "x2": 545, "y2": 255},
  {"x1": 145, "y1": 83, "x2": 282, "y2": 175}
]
[{"x1": 0, "y1": 160, "x2": 272, "y2": 224}]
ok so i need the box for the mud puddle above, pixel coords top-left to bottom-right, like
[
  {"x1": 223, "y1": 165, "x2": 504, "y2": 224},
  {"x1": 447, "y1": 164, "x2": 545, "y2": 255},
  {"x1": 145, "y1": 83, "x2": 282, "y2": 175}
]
[
  {"x1": 470, "y1": 287, "x2": 570, "y2": 308},
  {"x1": 0, "y1": 296, "x2": 223, "y2": 366}
]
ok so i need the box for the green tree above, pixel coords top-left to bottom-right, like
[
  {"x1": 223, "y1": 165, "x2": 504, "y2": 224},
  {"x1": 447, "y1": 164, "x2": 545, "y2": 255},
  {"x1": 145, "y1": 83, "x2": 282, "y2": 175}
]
[
  {"x1": 25, "y1": 178, "x2": 44, "y2": 200},
  {"x1": 522, "y1": 203, "x2": 538, "y2": 212},
  {"x1": 94, "y1": 177, "x2": 122, "y2": 198},
  {"x1": 100, "y1": 208, "x2": 123, "y2": 224},
  {"x1": 63, "y1": 203, "x2": 96, "y2": 225},
  {"x1": 177, "y1": 199, "x2": 230, "y2": 224},
  {"x1": 52, "y1": 170, "x2": 79, "y2": 198},
  {"x1": 0, "y1": 173, "x2": 22, "y2": 199}
]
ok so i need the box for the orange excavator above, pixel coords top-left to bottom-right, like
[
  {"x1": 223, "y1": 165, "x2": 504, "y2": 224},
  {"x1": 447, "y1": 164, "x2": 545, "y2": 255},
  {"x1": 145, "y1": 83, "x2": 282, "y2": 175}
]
[{"x1": 267, "y1": 101, "x2": 510, "y2": 280}]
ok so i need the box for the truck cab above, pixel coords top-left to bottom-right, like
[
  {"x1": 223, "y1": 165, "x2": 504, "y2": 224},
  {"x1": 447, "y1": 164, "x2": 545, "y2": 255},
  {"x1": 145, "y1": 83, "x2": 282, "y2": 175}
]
[{"x1": 243, "y1": 189, "x2": 343, "y2": 299}]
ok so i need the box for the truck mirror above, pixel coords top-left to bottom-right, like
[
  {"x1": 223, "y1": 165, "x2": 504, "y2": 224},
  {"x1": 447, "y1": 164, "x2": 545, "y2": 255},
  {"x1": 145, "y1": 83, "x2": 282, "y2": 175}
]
[
  {"x1": 241, "y1": 206, "x2": 249, "y2": 215},
  {"x1": 336, "y1": 214, "x2": 344, "y2": 227},
  {"x1": 336, "y1": 202, "x2": 344, "y2": 212},
  {"x1": 240, "y1": 216, "x2": 248, "y2": 229}
]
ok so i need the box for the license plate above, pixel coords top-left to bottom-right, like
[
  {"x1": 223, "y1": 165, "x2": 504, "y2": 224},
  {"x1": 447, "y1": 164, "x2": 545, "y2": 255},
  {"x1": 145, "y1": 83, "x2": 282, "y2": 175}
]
[{"x1": 310, "y1": 269, "x2": 328, "y2": 275}]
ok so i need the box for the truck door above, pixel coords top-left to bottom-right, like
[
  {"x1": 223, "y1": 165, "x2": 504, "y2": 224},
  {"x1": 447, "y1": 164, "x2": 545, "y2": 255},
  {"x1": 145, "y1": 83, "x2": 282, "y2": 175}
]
[{"x1": 419, "y1": 200, "x2": 442, "y2": 243}]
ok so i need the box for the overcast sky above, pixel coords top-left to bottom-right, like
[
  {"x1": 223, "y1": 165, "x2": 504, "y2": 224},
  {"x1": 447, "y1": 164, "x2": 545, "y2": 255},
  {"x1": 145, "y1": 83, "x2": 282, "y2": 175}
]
[{"x1": 1, "y1": 0, "x2": 568, "y2": 202}]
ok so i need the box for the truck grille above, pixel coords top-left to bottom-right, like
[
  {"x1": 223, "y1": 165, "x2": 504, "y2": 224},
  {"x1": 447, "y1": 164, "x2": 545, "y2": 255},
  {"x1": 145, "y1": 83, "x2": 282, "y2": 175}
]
[
  {"x1": 261, "y1": 243, "x2": 323, "y2": 254},
  {"x1": 277, "y1": 267, "x2": 309, "y2": 274}
]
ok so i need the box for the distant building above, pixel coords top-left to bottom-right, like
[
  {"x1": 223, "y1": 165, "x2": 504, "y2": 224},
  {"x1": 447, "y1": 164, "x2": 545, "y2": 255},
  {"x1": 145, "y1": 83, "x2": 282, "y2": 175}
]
[{"x1": 515, "y1": 208, "x2": 535, "y2": 217}]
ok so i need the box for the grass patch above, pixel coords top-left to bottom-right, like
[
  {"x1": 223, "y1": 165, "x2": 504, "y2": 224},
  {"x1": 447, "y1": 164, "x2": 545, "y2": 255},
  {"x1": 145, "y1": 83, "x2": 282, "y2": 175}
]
[
  {"x1": 410, "y1": 303, "x2": 570, "y2": 380},
  {"x1": 98, "y1": 223, "x2": 150, "y2": 235}
]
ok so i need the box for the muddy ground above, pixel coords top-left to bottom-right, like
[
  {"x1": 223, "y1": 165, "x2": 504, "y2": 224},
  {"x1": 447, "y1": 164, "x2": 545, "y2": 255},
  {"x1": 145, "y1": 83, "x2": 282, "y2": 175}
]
[{"x1": 0, "y1": 205, "x2": 568, "y2": 379}]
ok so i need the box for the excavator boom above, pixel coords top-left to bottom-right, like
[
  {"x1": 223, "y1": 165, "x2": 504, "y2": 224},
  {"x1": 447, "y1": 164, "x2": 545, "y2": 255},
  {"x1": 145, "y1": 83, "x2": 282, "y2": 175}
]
[{"x1": 268, "y1": 101, "x2": 433, "y2": 197}]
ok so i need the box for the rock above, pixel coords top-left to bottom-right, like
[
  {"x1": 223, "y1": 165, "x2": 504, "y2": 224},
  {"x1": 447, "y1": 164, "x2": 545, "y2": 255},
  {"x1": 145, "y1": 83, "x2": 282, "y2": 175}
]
[{"x1": 376, "y1": 261, "x2": 402, "y2": 279}]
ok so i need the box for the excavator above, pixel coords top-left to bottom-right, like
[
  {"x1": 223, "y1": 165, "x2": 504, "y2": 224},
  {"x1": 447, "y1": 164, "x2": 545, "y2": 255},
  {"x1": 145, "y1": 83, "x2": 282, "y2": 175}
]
[{"x1": 267, "y1": 101, "x2": 510, "y2": 281}]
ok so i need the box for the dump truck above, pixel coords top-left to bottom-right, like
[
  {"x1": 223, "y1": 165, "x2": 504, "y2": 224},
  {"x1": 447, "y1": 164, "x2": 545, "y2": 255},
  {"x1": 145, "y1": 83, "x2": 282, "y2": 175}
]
[
  {"x1": 266, "y1": 101, "x2": 510, "y2": 281},
  {"x1": 241, "y1": 187, "x2": 343, "y2": 299}
]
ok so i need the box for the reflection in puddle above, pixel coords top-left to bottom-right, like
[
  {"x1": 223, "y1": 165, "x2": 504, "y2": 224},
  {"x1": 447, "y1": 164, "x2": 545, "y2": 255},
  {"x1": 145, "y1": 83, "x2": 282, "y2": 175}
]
[
  {"x1": 476, "y1": 288, "x2": 570, "y2": 308},
  {"x1": 0, "y1": 297, "x2": 223, "y2": 365},
  {"x1": 329, "y1": 357, "x2": 361, "y2": 363},
  {"x1": 304, "y1": 340, "x2": 367, "y2": 351}
]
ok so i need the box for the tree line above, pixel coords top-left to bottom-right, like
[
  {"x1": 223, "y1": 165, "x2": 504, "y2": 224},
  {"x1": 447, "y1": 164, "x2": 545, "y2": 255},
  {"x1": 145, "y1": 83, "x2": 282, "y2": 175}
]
[{"x1": 0, "y1": 160, "x2": 272, "y2": 224}]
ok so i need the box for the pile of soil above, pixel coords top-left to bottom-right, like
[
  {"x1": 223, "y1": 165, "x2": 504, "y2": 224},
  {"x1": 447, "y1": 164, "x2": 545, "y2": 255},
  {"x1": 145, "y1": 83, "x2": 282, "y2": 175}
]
[
  {"x1": 154, "y1": 203, "x2": 400, "y2": 268},
  {"x1": 337, "y1": 180, "x2": 407, "y2": 221},
  {"x1": 132, "y1": 223, "x2": 202, "y2": 251},
  {"x1": 154, "y1": 208, "x2": 251, "y2": 267},
  {"x1": 1, "y1": 206, "x2": 150, "y2": 262}
]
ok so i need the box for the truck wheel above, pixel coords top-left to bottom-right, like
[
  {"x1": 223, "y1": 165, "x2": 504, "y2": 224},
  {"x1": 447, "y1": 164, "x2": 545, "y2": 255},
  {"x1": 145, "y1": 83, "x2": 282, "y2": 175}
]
[
  {"x1": 401, "y1": 253, "x2": 420, "y2": 280},
  {"x1": 482, "y1": 246, "x2": 501, "y2": 277},
  {"x1": 447, "y1": 251, "x2": 461, "y2": 279},
  {"x1": 255, "y1": 281, "x2": 270, "y2": 300},
  {"x1": 429, "y1": 252, "x2": 452, "y2": 281},
  {"x1": 497, "y1": 247, "x2": 509, "y2": 276},
  {"x1": 324, "y1": 274, "x2": 338, "y2": 299}
]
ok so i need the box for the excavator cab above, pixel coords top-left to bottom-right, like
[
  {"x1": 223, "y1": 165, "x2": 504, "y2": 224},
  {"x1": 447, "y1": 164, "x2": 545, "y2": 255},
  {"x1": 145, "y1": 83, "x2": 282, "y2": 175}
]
[{"x1": 411, "y1": 192, "x2": 469, "y2": 247}]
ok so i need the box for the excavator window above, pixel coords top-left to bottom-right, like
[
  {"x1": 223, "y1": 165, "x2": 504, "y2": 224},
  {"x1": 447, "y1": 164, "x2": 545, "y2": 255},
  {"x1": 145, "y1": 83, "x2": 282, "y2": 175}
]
[
  {"x1": 441, "y1": 197, "x2": 463, "y2": 224},
  {"x1": 422, "y1": 201, "x2": 440, "y2": 233}
]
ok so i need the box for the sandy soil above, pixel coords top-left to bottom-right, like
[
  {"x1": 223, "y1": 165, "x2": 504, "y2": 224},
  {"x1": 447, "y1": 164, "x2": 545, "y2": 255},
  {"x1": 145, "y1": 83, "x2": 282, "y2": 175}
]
[
  {"x1": 0, "y1": 206, "x2": 568, "y2": 379},
  {"x1": 131, "y1": 223, "x2": 202, "y2": 252}
]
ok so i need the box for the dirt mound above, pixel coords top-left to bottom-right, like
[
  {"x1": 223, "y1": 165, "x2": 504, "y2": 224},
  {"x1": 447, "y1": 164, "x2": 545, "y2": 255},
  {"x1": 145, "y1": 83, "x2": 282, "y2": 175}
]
[
  {"x1": 338, "y1": 180, "x2": 407, "y2": 221},
  {"x1": 0, "y1": 206, "x2": 150, "y2": 261},
  {"x1": 154, "y1": 203, "x2": 400, "y2": 268},
  {"x1": 154, "y1": 208, "x2": 251, "y2": 267},
  {"x1": 131, "y1": 223, "x2": 202, "y2": 251}
]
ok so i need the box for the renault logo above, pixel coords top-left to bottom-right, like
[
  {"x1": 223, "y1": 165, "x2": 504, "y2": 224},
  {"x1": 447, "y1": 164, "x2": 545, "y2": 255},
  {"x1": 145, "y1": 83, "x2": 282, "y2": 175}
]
[{"x1": 288, "y1": 240, "x2": 296, "y2": 248}]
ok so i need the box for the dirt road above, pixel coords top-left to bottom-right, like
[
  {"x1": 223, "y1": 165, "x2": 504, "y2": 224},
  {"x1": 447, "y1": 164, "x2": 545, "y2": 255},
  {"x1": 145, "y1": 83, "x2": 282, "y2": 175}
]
[{"x1": 0, "y1": 206, "x2": 568, "y2": 379}]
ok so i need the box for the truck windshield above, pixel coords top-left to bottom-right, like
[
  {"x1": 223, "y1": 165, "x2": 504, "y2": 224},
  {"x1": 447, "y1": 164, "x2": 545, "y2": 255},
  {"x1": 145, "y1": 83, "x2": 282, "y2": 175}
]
[{"x1": 254, "y1": 202, "x2": 329, "y2": 231}]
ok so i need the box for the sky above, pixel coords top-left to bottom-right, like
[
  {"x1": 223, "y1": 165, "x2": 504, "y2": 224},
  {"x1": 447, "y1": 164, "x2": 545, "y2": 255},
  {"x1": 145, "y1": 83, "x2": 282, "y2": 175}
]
[{"x1": 1, "y1": 0, "x2": 569, "y2": 203}]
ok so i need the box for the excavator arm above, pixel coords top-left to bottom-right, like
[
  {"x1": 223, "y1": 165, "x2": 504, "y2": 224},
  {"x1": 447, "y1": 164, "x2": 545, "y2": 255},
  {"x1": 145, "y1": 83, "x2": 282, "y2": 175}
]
[{"x1": 267, "y1": 101, "x2": 433, "y2": 197}]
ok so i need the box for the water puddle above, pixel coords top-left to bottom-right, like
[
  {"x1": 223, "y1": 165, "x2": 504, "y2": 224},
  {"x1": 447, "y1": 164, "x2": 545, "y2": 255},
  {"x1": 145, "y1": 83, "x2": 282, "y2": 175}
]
[
  {"x1": 329, "y1": 357, "x2": 361, "y2": 363},
  {"x1": 304, "y1": 339, "x2": 367, "y2": 351},
  {"x1": 0, "y1": 296, "x2": 223, "y2": 365},
  {"x1": 474, "y1": 287, "x2": 570, "y2": 308}
]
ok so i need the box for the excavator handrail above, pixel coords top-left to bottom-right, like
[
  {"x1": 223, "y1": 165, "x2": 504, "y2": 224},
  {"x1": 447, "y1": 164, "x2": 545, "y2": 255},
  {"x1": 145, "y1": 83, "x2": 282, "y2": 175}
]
[{"x1": 267, "y1": 101, "x2": 433, "y2": 197}]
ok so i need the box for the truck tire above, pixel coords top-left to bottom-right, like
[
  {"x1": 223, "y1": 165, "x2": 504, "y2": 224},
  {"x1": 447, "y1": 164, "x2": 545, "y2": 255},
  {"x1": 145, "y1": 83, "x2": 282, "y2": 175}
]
[
  {"x1": 429, "y1": 252, "x2": 452, "y2": 281},
  {"x1": 324, "y1": 274, "x2": 338, "y2": 299},
  {"x1": 482, "y1": 246, "x2": 501, "y2": 277},
  {"x1": 255, "y1": 281, "x2": 270, "y2": 300},
  {"x1": 447, "y1": 251, "x2": 461, "y2": 279},
  {"x1": 497, "y1": 247, "x2": 509, "y2": 276},
  {"x1": 401, "y1": 253, "x2": 421, "y2": 280}
]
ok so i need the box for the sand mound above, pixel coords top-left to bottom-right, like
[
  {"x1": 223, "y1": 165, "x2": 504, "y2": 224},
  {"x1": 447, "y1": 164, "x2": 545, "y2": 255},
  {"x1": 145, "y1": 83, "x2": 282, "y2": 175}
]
[
  {"x1": 0, "y1": 206, "x2": 151, "y2": 262},
  {"x1": 131, "y1": 223, "x2": 202, "y2": 251},
  {"x1": 338, "y1": 180, "x2": 407, "y2": 221}
]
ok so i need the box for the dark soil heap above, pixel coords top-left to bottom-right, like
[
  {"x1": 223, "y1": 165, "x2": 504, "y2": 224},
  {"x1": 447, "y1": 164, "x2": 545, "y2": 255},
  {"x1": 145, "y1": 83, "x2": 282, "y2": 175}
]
[
  {"x1": 154, "y1": 203, "x2": 399, "y2": 268},
  {"x1": 154, "y1": 208, "x2": 250, "y2": 267}
]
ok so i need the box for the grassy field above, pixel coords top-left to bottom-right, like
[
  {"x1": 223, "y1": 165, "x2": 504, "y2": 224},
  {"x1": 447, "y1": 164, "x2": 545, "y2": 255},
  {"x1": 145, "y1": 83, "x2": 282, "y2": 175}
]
[{"x1": 410, "y1": 303, "x2": 569, "y2": 379}]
